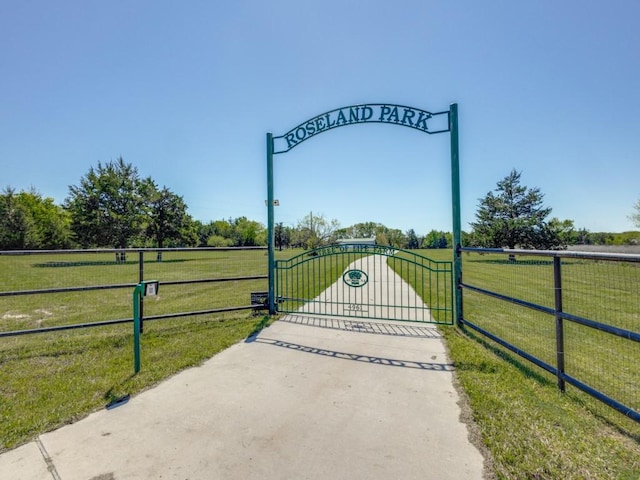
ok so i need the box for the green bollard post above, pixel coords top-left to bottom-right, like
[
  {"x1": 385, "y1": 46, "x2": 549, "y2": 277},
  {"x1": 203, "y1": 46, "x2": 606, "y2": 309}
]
[{"x1": 133, "y1": 281, "x2": 159, "y2": 374}]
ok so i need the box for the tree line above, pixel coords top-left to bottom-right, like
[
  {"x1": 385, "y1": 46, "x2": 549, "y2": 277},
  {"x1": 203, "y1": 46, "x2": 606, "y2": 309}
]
[
  {"x1": 1, "y1": 160, "x2": 638, "y2": 251},
  {"x1": 0, "y1": 158, "x2": 267, "y2": 251}
]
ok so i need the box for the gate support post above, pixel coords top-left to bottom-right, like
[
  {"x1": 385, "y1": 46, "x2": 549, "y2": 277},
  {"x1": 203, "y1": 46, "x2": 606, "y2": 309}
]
[
  {"x1": 449, "y1": 103, "x2": 463, "y2": 325},
  {"x1": 266, "y1": 132, "x2": 276, "y2": 314}
]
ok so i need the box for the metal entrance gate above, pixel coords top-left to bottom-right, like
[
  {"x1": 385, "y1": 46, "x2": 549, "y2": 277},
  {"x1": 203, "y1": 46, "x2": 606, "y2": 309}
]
[
  {"x1": 275, "y1": 244, "x2": 453, "y2": 324},
  {"x1": 266, "y1": 103, "x2": 462, "y2": 323}
]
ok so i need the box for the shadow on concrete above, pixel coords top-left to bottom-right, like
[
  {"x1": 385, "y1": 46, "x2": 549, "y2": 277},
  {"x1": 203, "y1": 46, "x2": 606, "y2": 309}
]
[
  {"x1": 280, "y1": 313, "x2": 444, "y2": 339},
  {"x1": 254, "y1": 336, "x2": 454, "y2": 372}
]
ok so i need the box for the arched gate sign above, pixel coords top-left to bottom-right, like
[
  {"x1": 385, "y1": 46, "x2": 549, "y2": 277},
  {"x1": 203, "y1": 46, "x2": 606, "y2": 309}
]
[{"x1": 266, "y1": 103, "x2": 462, "y2": 324}]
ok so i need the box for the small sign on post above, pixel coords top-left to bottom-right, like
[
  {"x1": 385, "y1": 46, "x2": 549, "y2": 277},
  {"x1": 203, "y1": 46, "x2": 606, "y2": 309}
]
[
  {"x1": 145, "y1": 281, "x2": 158, "y2": 297},
  {"x1": 133, "y1": 281, "x2": 160, "y2": 374}
]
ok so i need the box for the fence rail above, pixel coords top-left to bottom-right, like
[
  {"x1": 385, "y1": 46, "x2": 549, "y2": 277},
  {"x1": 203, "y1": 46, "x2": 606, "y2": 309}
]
[
  {"x1": 0, "y1": 247, "x2": 268, "y2": 338},
  {"x1": 459, "y1": 247, "x2": 640, "y2": 423}
]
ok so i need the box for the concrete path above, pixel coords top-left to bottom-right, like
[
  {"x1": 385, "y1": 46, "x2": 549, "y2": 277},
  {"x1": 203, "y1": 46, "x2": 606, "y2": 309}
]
[
  {"x1": 1, "y1": 257, "x2": 487, "y2": 479},
  {"x1": 298, "y1": 254, "x2": 433, "y2": 322}
]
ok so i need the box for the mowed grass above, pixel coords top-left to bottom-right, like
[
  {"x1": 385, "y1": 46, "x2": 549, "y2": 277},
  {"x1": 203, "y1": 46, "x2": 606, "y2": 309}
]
[
  {"x1": 0, "y1": 249, "x2": 274, "y2": 451},
  {"x1": 392, "y1": 248, "x2": 640, "y2": 479}
]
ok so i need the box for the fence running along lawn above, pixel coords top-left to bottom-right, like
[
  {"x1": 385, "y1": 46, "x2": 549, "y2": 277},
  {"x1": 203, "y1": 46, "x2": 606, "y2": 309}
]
[
  {"x1": 457, "y1": 247, "x2": 640, "y2": 424},
  {"x1": 3, "y1": 245, "x2": 638, "y2": 422},
  {"x1": 0, "y1": 247, "x2": 270, "y2": 338}
]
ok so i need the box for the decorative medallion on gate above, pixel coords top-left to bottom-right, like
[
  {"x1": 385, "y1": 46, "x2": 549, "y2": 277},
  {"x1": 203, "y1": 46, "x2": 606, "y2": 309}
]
[{"x1": 343, "y1": 269, "x2": 368, "y2": 288}]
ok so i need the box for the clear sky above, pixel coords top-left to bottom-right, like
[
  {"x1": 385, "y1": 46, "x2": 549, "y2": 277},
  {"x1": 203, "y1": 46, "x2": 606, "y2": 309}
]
[{"x1": 1, "y1": 1, "x2": 638, "y2": 235}]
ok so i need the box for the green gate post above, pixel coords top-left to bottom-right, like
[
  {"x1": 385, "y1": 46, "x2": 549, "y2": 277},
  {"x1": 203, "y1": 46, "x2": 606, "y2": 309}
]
[
  {"x1": 133, "y1": 283, "x2": 144, "y2": 373},
  {"x1": 449, "y1": 103, "x2": 463, "y2": 325},
  {"x1": 266, "y1": 133, "x2": 276, "y2": 314}
]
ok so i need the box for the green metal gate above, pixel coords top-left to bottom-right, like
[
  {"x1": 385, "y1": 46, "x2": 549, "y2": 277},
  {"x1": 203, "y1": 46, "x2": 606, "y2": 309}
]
[{"x1": 275, "y1": 244, "x2": 453, "y2": 324}]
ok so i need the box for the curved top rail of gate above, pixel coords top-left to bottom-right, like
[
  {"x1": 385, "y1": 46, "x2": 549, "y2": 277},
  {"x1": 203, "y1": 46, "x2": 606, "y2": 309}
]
[
  {"x1": 276, "y1": 244, "x2": 452, "y2": 273},
  {"x1": 273, "y1": 103, "x2": 450, "y2": 154}
]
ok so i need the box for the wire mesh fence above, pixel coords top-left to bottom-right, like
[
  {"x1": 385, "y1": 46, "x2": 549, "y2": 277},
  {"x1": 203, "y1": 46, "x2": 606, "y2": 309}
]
[
  {"x1": 460, "y1": 248, "x2": 640, "y2": 423},
  {"x1": 0, "y1": 248, "x2": 268, "y2": 337}
]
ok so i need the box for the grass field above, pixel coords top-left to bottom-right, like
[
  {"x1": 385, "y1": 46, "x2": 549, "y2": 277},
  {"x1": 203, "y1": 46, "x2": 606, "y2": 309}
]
[
  {"x1": 0, "y1": 249, "x2": 269, "y2": 333},
  {"x1": 2, "y1": 247, "x2": 639, "y2": 478}
]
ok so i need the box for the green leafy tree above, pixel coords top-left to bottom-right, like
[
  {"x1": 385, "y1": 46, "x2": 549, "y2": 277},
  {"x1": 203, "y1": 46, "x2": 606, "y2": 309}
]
[
  {"x1": 212, "y1": 219, "x2": 234, "y2": 240},
  {"x1": 385, "y1": 228, "x2": 406, "y2": 248},
  {"x1": 575, "y1": 228, "x2": 591, "y2": 245},
  {"x1": 405, "y1": 229, "x2": 420, "y2": 249},
  {"x1": 193, "y1": 220, "x2": 214, "y2": 247},
  {"x1": 233, "y1": 216, "x2": 267, "y2": 246},
  {"x1": 470, "y1": 169, "x2": 557, "y2": 249},
  {"x1": 143, "y1": 181, "x2": 196, "y2": 251},
  {"x1": 0, "y1": 188, "x2": 72, "y2": 250},
  {"x1": 18, "y1": 190, "x2": 73, "y2": 249},
  {"x1": 65, "y1": 158, "x2": 145, "y2": 249},
  {"x1": 206, "y1": 235, "x2": 234, "y2": 247},
  {"x1": 0, "y1": 187, "x2": 35, "y2": 249},
  {"x1": 196, "y1": 218, "x2": 266, "y2": 247},
  {"x1": 546, "y1": 218, "x2": 577, "y2": 247},
  {"x1": 335, "y1": 222, "x2": 382, "y2": 240},
  {"x1": 423, "y1": 230, "x2": 449, "y2": 249},
  {"x1": 590, "y1": 232, "x2": 614, "y2": 245},
  {"x1": 461, "y1": 230, "x2": 476, "y2": 247}
]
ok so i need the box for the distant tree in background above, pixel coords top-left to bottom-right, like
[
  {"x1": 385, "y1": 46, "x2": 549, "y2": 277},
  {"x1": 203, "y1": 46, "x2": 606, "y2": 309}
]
[
  {"x1": 423, "y1": 229, "x2": 450, "y2": 249},
  {"x1": 334, "y1": 221, "x2": 414, "y2": 248},
  {"x1": 209, "y1": 220, "x2": 235, "y2": 244},
  {"x1": 405, "y1": 229, "x2": 420, "y2": 249},
  {"x1": 143, "y1": 181, "x2": 198, "y2": 257},
  {"x1": 275, "y1": 222, "x2": 292, "y2": 250},
  {"x1": 575, "y1": 228, "x2": 592, "y2": 245},
  {"x1": 382, "y1": 228, "x2": 406, "y2": 248},
  {"x1": 195, "y1": 217, "x2": 267, "y2": 247},
  {"x1": 295, "y1": 212, "x2": 340, "y2": 249},
  {"x1": 206, "y1": 235, "x2": 234, "y2": 247},
  {"x1": 232, "y1": 216, "x2": 267, "y2": 246},
  {"x1": 545, "y1": 218, "x2": 577, "y2": 247},
  {"x1": 65, "y1": 158, "x2": 145, "y2": 250},
  {"x1": 0, "y1": 187, "x2": 35, "y2": 249},
  {"x1": 461, "y1": 230, "x2": 475, "y2": 247},
  {"x1": 0, "y1": 187, "x2": 73, "y2": 250},
  {"x1": 335, "y1": 221, "x2": 382, "y2": 240},
  {"x1": 630, "y1": 198, "x2": 640, "y2": 229},
  {"x1": 470, "y1": 169, "x2": 570, "y2": 250}
]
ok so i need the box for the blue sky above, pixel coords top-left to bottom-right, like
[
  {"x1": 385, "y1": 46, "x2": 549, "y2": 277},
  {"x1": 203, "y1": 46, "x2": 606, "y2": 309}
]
[{"x1": 1, "y1": 1, "x2": 638, "y2": 235}]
